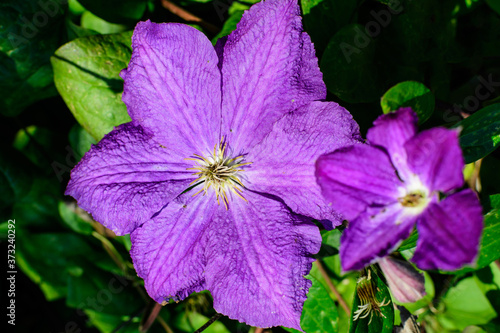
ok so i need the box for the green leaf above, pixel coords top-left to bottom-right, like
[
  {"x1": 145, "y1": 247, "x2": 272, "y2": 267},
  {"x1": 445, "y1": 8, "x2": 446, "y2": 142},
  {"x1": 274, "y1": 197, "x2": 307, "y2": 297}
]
[
  {"x1": 115, "y1": 234, "x2": 133, "y2": 252},
  {"x1": 65, "y1": 17, "x2": 100, "y2": 41},
  {"x1": 349, "y1": 270, "x2": 394, "y2": 333},
  {"x1": 80, "y1": 11, "x2": 129, "y2": 34},
  {"x1": 212, "y1": 1, "x2": 259, "y2": 43},
  {"x1": 77, "y1": 0, "x2": 148, "y2": 24},
  {"x1": 12, "y1": 125, "x2": 62, "y2": 169},
  {"x1": 301, "y1": 0, "x2": 358, "y2": 55},
  {"x1": 397, "y1": 229, "x2": 419, "y2": 251},
  {"x1": 475, "y1": 263, "x2": 500, "y2": 314},
  {"x1": 380, "y1": 81, "x2": 435, "y2": 124},
  {"x1": 437, "y1": 275, "x2": 497, "y2": 331},
  {"x1": 486, "y1": 0, "x2": 500, "y2": 15},
  {"x1": 84, "y1": 309, "x2": 141, "y2": 333},
  {"x1": 477, "y1": 195, "x2": 500, "y2": 266},
  {"x1": 455, "y1": 103, "x2": 500, "y2": 163},
  {"x1": 0, "y1": 0, "x2": 66, "y2": 116},
  {"x1": 58, "y1": 201, "x2": 94, "y2": 235},
  {"x1": 67, "y1": 263, "x2": 141, "y2": 315},
  {"x1": 317, "y1": 229, "x2": 341, "y2": 258},
  {"x1": 301, "y1": 275, "x2": 339, "y2": 333},
  {"x1": 212, "y1": 10, "x2": 245, "y2": 43},
  {"x1": 453, "y1": 194, "x2": 500, "y2": 274},
  {"x1": 16, "y1": 232, "x2": 93, "y2": 300},
  {"x1": 321, "y1": 24, "x2": 382, "y2": 103},
  {"x1": 69, "y1": 0, "x2": 86, "y2": 16},
  {"x1": 173, "y1": 311, "x2": 230, "y2": 333},
  {"x1": 0, "y1": 147, "x2": 33, "y2": 219},
  {"x1": 51, "y1": 32, "x2": 133, "y2": 140},
  {"x1": 322, "y1": 229, "x2": 341, "y2": 249},
  {"x1": 12, "y1": 177, "x2": 61, "y2": 228},
  {"x1": 68, "y1": 124, "x2": 97, "y2": 161}
]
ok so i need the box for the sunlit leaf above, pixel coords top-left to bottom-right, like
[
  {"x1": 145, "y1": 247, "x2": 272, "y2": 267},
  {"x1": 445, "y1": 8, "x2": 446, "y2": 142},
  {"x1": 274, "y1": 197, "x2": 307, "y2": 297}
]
[
  {"x1": 51, "y1": 32, "x2": 133, "y2": 140},
  {"x1": 380, "y1": 81, "x2": 435, "y2": 124}
]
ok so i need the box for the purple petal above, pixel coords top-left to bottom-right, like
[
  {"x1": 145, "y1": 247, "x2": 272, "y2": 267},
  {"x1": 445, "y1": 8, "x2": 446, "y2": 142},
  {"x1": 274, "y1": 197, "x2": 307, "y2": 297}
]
[
  {"x1": 65, "y1": 123, "x2": 193, "y2": 235},
  {"x1": 378, "y1": 257, "x2": 426, "y2": 303},
  {"x1": 121, "y1": 21, "x2": 221, "y2": 156},
  {"x1": 412, "y1": 189, "x2": 483, "y2": 270},
  {"x1": 404, "y1": 127, "x2": 464, "y2": 193},
  {"x1": 246, "y1": 101, "x2": 360, "y2": 226},
  {"x1": 219, "y1": 0, "x2": 326, "y2": 151},
  {"x1": 130, "y1": 193, "x2": 217, "y2": 303},
  {"x1": 340, "y1": 203, "x2": 417, "y2": 271},
  {"x1": 366, "y1": 108, "x2": 418, "y2": 181},
  {"x1": 205, "y1": 191, "x2": 321, "y2": 330},
  {"x1": 316, "y1": 145, "x2": 402, "y2": 221}
]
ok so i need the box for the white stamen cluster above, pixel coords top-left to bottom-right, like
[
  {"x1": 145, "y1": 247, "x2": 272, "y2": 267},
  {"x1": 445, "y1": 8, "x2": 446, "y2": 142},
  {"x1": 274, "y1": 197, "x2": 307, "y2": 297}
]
[
  {"x1": 353, "y1": 270, "x2": 390, "y2": 325},
  {"x1": 186, "y1": 138, "x2": 250, "y2": 209}
]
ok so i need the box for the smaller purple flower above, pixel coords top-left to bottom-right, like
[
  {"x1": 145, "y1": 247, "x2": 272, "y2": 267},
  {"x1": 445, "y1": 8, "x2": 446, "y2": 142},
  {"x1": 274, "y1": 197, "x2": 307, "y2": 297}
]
[{"x1": 316, "y1": 108, "x2": 483, "y2": 271}]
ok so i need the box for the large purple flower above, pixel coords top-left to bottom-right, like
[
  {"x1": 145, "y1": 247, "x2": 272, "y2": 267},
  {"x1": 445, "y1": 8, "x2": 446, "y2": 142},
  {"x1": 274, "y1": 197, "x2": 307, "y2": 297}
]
[
  {"x1": 316, "y1": 108, "x2": 483, "y2": 272},
  {"x1": 65, "y1": 0, "x2": 360, "y2": 329}
]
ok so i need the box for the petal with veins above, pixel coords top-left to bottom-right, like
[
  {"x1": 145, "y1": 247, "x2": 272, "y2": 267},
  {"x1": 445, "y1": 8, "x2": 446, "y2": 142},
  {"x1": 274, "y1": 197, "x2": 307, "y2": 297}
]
[
  {"x1": 247, "y1": 101, "x2": 360, "y2": 226},
  {"x1": 121, "y1": 21, "x2": 221, "y2": 155},
  {"x1": 412, "y1": 189, "x2": 483, "y2": 270},
  {"x1": 205, "y1": 191, "x2": 321, "y2": 330},
  {"x1": 219, "y1": 0, "x2": 326, "y2": 151},
  {"x1": 66, "y1": 123, "x2": 194, "y2": 235}
]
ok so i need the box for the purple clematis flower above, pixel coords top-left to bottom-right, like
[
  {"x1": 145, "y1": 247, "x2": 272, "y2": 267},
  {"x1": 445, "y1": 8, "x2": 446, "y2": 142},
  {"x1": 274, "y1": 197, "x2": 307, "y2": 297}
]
[
  {"x1": 65, "y1": 0, "x2": 360, "y2": 329},
  {"x1": 316, "y1": 108, "x2": 483, "y2": 272}
]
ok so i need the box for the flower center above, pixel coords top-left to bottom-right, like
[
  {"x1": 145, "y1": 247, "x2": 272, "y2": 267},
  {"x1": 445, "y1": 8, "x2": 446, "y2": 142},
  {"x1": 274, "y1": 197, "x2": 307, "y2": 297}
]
[
  {"x1": 397, "y1": 175, "x2": 431, "y2": 216},
  {"x1": 186, "y1": 138, "x2": 251, "y2": 209},
  {"x1": 398, "y1": 191, "x2": 425, "y2": 208}
]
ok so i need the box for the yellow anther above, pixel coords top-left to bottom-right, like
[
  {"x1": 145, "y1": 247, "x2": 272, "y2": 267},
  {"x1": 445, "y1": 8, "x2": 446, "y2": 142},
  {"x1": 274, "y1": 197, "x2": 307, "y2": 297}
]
[{"x1": 186, "y1": 139, "x2": 251, "y2": 209}]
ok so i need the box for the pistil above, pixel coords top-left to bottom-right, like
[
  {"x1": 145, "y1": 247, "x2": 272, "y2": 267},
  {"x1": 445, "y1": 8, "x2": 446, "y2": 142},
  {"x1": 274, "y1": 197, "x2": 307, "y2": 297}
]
[{"x1": 186, "y1": 138, "x2": 251, "y2": 209}]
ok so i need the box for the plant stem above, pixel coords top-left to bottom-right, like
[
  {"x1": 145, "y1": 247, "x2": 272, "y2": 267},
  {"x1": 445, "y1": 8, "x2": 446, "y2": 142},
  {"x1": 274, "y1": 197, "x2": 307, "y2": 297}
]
[
  {"x1": 314, "y1": 260, "x2": 351, "y2": 316},
  {"x1": 193, "y1": 313, "x2": 223, "y2": 333},
  {"x1": 160, "y1": 0, "x2": 220, "y2": 34}
]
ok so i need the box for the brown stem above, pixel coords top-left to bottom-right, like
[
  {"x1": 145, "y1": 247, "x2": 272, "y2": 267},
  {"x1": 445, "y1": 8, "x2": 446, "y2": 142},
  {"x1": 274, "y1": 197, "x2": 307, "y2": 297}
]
[
  {"x1": 140, "y1": 302, "x2": 164, "y2": 333},
  {"x1": 254, "y1": 328, "x2": 264, "y2": 333},
  {"x1": 314, "y1": 260, "x2": 351, "y2": 316},
  {"x1": 160, "y1": 0, "x2": 220, "y2": 34},
  {"x1": 156, "y1": 316, "x2": 174, "y2": 333}
]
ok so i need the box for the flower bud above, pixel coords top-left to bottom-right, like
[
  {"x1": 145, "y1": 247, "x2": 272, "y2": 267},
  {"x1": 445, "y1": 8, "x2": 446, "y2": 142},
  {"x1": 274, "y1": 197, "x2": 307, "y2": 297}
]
[{"x1": 378, "y1": 256, "x2": 426, "y2": 303}]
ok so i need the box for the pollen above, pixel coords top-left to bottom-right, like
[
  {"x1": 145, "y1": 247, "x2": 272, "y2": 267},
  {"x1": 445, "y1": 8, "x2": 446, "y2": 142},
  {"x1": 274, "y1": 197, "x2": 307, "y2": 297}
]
[
  {"x1": 185, "y1": 137, "x2": 251, "y2": 209},
  {"x1": 398, "y1": 192, "x2": 424, "y2": 207}
]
